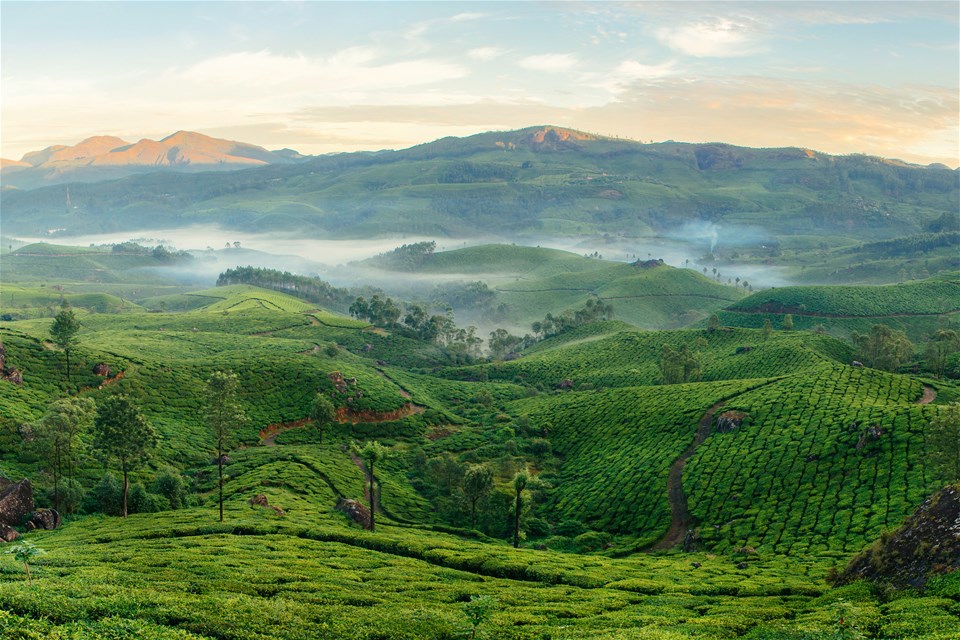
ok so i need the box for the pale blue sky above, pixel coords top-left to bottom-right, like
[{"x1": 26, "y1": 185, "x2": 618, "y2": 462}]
[{"x1": 2, "y1": 1, "x2": 957, "y2": 165}]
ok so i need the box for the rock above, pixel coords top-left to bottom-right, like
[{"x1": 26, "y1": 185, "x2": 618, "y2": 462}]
[
  {"x1": 851, "y1": 361, "x2": 864, "y2": 367},
  {"x1": 715, "y1": 411, "x2": 747, "y2": 433},
  {"x1": 336, "y1": 498, "x2": 371, "y2": 529},
  {"x1": 734, "y1": 546, "x2": 757, "y2": 555},
  {"x1": 856, "y1": 424, "x2": 883, "y2": 451},
  {"x1": 93, "y1": 362, "x2": 111, "y2": 376},
  {"x1": 557, "y1": 379, "x2": 575, "y2": 390},
  {"x1": 25, "y1": 508, "x2": 61, "y2": 530},
  {"x1": 691, "y1": 562, "x2": 702, "y2": 569},
  {"x1": 0, "y1": 478, "x2": 34, "y2": 527},
  {"x1": 736, "y1": 562, "x2": 749, "y2": 570},
  {"x1": 834, "y1": 483, "x2": 960, "y2": 589},
  {"x1": 3, "y1": 368, "x2": 23, "y2": 385},
  {"x1": 0, "y1": 524, "x2": 20, "y2": 543},
  {"x1": 329, "y1": 371, "x2": 348, "y2": 394},
  {"x1": 248, "y1": 494, "x2": 285, "y2": 517}
]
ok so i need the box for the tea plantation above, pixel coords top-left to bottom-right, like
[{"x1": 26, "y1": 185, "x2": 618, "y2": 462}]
[{"x1": 1, "y1": 280, "x2": 959, "y2": 639}]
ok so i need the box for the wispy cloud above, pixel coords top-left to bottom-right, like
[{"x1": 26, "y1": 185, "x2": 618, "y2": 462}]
[
  {"x1": 169, "y1": 49, "x2": 466, "y2": 92},
  {"x1": 518, "y1": 53, "x2": 578, "y2": 73},
  {"x1": 468, "y1": 47, "x2": 506, "y2": 61},
  {"x1": 655, "y1": 17, "x2": 763, "y2": 57}
]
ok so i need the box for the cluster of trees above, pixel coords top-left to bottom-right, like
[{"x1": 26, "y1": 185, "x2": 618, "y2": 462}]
[
  {"x1": 27, "y1": 360, "x2": 252, "y2": 520},
  {"x1": 366, "y1": 241, "x2": 437, "y2": 270},
  {"x1": 531, "y1": 298, "x2": 614, "y2": 340},
  {"x1": 217, "y1": 266, "x2": 353, "y2": 310},
  {"x1": 851, "y1": 325, "x2": 914, "y2": 373},
  {"x1": 349, "y1": 296, "x2": 484, "y2": 358},
  {"x1": 659, "y1": 343, "x2": 703, "y2": 384},
  {"x1": 28, "y1": 394, "x2": 158, "y2": 517}
]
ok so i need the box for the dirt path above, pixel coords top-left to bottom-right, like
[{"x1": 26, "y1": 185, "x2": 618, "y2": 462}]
[
  {"x1": 918, "y1": 386, "x2": 937, "y2": 405},
  {"x1": 259, "y1": 418, "x2": 313, "y2": 446},
  {"x1": 649, "y1": 401, "x2": 726, "y2": 552}
]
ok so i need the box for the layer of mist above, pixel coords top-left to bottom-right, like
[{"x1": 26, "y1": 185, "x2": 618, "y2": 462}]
[{"x1": 12, "y1": 224, "x2": 792, "y2": 308}]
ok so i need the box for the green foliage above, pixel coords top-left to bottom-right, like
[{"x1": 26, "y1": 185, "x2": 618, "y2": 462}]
[
  {"x1": 30, "y1": 396, "x2": 95, "y2": 512},
  {"x1": 851, "y1": 325, "x2": 914, "y2": 372},
  {"x1": 5, "y1": 540, "x2": 45, "y2": 584},
  {"x1": 462, "y1": 594, "x2": 497, "y2": 639},
  {"x1": 92, "y1": 395, "x2": 158, "y2": 517},
  {"x1": 50, "y1": 303, "x2": 81, "y2": 381},
  {"x1": 927, "y1": 403, "x2": 960, "y2": 482}
]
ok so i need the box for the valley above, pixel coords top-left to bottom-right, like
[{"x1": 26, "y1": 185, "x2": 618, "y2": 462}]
[{"x1": 1, "y1": 232, "x2": 958, "y2": 639}]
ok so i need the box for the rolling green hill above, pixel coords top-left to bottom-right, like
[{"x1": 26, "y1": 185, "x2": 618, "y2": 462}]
[
  {"x1": 360, "y1": 244, "x2": 746, "y2": 331},
  {"x1": 1, "y1": 278, "x2": 959, "y2": 639},
  {"x1": 716, "y1": 275, "x2": 960, "y2": 342}
]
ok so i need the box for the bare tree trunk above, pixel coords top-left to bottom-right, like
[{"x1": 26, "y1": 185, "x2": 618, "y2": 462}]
[
  {"x1": 122, "y1": 468, "x2": 129, "y2": 517},
  {"x1": 369, "y1": 462, "x2": 376, "y2": 532},
  {"x1": 218, "y1": 458, "x2": 224, "y2": 522},
  {"x1": 513, "y1": 490, "x2": 522, "y2": 548}
]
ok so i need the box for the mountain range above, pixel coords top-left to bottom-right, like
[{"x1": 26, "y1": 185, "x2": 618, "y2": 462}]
[
  {"x1": 1, "y1": 126, "x2": 957, "y2": 255},
  {"x1": 0, "y1": 131, "x2": 304, "y2": 189}
]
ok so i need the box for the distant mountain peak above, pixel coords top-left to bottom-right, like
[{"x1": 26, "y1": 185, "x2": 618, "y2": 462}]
[{"x1": 1, "y1": 131, "x2": 307, "y2": 189}]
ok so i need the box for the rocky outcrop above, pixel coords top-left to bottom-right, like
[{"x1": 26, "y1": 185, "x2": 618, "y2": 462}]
[
  {"x1": 336, "y1": 498, "x2": 371, "y2": 529},
  {"x1": 0, "y1": 524, "x2": 20, "y2": 543},
  {"x1": 715, "y1": 411, "x2": 747, "y2": 433},
  {"x1": 834, "y1": 484, "x2": 960, "y2": 588},
  {"x1": 93, "y1": 363, "x2": 111, "y2": 377},
  {"x1": 248, "y1": 494, "x2": 285, "y2": 517},
  {"x1": 24, "y1": 508, "x2": 61, "y2": 531},
  {"x1": 0, "y1": 478, "x2": 34, "y2": 526}
]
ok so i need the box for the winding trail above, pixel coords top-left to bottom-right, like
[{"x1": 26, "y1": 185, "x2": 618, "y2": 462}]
[
  {"x1": 918, "y1": 386, "x2": 937, "y2": 405},
  {"x1": 650, "y1": 401, "x2": 727, "y2": 551}
]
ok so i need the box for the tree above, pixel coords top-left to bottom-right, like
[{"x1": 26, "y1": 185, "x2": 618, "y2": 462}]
[
  {"x1": 852, "y1": 325, "x2": 914, "y2": 372},
  {"x1": 463, "y1": 464, "x2": 494, "y2": 529},
  {"x1": 512, "y1": 470, "x2": 529, "y2": 548},
  {"x1": 925, "y1": 330, "x2": 960, "y2": 378},
  {"x1": 782, "y1": 314, "x2": 794, "y2": 331},
  {"x1": 33, "y1": 397, "x2": 95, "y2": 512},
  {"x1": 463, "y1": 595, "x2": 497, "y2": 639},
  {"x1": 355, "y1": 441, "x2": 387, "y2": 531},
  {"x1": 928, "y1": 403, "x2": 960, "y2": 483},
  {"x1": 310, "y1": 393, "x2": 336, "y2": 444},
  {"x1": 205, "y1": 371, "x2": 248, "y2": 522},
  {"x1": 707, "y1": 314, "x2": 720, "y2": 332},
  {"x1": 92, "y1": 395, "x2": 157, "y2": 517},
  {"x1": 5, "y1": 540, "x2": 45, "y2": 585},
  {"x1": 51, "y1": 302, "x2": 81, "y2": 382},
  {"x1": 488, "y1": 328, "x2": 523, "y2": 360},
  {"x1": 762, "y1": 318, "x2": 773, "y2": 340}
]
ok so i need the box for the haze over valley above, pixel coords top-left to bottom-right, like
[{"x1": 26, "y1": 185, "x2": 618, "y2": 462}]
[{"x1": 1, "y1": 3, "x2": 958, "y2": 639}]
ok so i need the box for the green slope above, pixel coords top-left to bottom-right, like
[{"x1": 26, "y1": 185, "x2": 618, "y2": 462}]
[{"x1": 717, "y1": 275, "x2": 960, "y2": 342}]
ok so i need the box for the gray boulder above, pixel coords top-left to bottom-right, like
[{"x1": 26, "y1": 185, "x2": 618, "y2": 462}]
[{"x1": 0, "y1": 478, "x2": 34, "y2": 527}]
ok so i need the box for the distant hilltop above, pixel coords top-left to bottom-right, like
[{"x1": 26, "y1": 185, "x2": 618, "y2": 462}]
[{"x1": 1, "y1": 131, "x2": 305, "y2": 189}]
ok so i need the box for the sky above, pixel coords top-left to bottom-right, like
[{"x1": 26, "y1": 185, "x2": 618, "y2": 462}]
[{"x1": 2, "y1": 1, "x2": 958, "y2": 167}]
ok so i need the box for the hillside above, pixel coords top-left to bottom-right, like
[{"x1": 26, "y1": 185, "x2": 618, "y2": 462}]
[
  {"x1": 1, "y1": 131, "x2": 303, "y2": 190},
  {"x1": 2, "y1": 126, "x2": 956, "y2": 252},
  {"x1": 1, "y1": 278, "x2": 959, "y2": 638},
  {"x1": 717, "y1": 275, "x2": 960, "y2": 342},
  {"x1": 359, "y1": 244, "x2": 746, "y2": 331}
]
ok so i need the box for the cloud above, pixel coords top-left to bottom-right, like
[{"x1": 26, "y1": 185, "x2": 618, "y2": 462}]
[
  {"x1": 655, "y1": 17, "x2": 762, "y2": 57},
  {"x1": 170, "y1": 49, "x2": 466, "y2": 92},
  {"x1": 468, "y1": 47, "x2": 506, "y2": 61},
  {"x1": 518, "y1": 53, "x2": 578, "y2": 73}
]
